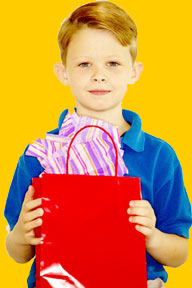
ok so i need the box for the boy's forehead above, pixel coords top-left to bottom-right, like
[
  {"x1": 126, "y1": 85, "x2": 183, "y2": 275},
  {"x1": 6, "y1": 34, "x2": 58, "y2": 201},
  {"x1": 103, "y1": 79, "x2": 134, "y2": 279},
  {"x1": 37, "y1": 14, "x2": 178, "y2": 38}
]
[
  {"x1": 65, "y1": 28, "x2": 133, "y2": 67},
  {"x1": 67, "y1": 28, "x2": 131, "y2": 61}
]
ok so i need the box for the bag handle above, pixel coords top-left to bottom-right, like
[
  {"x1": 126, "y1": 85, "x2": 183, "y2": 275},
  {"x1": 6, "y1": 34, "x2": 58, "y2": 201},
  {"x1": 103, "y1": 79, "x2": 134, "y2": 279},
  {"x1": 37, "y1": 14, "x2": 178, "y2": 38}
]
[{"x1": 66, "y1": 125, "x2": 118, "y2": 176}]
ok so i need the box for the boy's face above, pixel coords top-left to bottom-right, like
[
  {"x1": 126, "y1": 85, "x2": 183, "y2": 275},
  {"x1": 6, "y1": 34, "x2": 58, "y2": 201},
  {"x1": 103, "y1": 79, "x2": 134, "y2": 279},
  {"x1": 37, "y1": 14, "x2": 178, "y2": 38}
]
[{"x1": 56, "y1": 27, "x2": 142, "y2": 117}]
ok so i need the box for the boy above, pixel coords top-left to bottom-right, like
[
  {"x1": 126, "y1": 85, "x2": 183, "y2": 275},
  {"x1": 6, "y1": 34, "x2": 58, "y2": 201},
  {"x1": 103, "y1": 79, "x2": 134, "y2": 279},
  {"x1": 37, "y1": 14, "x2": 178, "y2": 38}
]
[{"x1": 4, "y1": 1, "x2": 192, "y2": 288}]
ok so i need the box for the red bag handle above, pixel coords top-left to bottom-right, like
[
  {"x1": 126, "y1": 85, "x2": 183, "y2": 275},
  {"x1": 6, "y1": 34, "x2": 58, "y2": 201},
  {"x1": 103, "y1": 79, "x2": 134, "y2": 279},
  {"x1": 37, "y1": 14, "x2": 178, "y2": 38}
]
[{"x1": 66, "y1": 125, "x2": 118, "y2": 176}]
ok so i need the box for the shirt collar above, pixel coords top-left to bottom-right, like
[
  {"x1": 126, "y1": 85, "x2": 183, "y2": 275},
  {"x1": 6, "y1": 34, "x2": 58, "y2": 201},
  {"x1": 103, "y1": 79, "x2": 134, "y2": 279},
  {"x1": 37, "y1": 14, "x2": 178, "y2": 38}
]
[
  {"x1": 121, "y1": 109, "x2": 145, "y2": 152},
  {"x1": 58, "y1": 108, "x2": 145, "y2": 153}
]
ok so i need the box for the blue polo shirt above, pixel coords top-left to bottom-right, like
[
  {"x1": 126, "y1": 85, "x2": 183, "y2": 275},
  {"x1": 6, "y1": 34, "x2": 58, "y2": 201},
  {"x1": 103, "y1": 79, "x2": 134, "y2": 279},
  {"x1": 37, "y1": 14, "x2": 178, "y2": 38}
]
[{"x1": 4, "y1": 108, "x2": 192, "y2": 288}]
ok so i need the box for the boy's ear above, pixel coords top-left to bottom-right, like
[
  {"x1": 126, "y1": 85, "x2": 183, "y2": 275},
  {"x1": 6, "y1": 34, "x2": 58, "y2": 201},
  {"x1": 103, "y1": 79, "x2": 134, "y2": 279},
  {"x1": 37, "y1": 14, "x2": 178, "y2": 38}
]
[
  {"x1": 53, "y1": 63, "x2": 69, "y2": 86},
  {"x1": 129, "y1": 62, "x2": 143, "y2": 85}
]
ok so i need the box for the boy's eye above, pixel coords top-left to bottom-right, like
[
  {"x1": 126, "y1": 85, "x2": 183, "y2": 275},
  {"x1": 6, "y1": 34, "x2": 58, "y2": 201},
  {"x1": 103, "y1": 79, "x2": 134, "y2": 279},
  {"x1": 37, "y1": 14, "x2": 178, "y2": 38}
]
[
  {"x1": 108, "y1": 62, "x2": 119, "y2": 67},
  {"x1": 78, "y1": 62, "x2": 120, "y2": 67},
  {"x1": 79, "y1": 62, "x2": 90, "y2": 67}
]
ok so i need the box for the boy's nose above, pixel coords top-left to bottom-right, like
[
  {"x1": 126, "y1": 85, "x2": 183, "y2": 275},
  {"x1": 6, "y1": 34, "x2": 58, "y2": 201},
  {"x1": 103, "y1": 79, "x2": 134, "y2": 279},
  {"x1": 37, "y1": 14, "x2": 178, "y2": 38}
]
[
  {"x1": 91, "y1": 69, "x2": 107, "y2": 82},
  {"x1": 93, "y1": 76, "x2": 106, "y2": 82}
]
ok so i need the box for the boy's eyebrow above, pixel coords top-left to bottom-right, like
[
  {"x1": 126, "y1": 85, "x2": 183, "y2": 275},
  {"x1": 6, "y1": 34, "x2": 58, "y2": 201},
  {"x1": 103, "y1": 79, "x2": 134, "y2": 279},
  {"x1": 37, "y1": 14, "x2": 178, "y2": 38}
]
[{"x1": 72, "y1": 55, "x2": 122, "y2": 60}]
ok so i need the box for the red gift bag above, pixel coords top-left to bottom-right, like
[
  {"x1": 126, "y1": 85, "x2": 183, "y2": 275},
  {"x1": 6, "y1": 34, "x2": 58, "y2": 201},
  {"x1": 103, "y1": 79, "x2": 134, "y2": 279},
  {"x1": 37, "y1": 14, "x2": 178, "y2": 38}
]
[{"x1": 33, "y1": 125, "x2": 147, "y2": 288}]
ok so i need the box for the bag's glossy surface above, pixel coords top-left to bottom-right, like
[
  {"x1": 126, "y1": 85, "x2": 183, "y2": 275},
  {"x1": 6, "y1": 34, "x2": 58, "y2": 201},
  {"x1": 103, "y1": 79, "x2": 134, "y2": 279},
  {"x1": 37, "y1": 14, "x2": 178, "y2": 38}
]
[{"x1": 33, "y1": 174, "x2": 147, "y2": 288}]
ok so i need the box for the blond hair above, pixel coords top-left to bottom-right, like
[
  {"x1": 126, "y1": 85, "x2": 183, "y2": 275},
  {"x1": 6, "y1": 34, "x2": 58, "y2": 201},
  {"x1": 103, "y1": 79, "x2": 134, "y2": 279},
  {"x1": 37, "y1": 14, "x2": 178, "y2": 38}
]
[{"x1": 57, "y1": 1, "x2": 137, "y2": 67}]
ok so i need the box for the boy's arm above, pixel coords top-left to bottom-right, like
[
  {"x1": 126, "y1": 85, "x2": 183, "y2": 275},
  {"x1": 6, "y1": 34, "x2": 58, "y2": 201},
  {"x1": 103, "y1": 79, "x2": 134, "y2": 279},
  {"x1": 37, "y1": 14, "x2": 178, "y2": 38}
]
[
  {"x1": 127, "y1": 200, "x2": 189, "y2": 267},
  {"x1": 5, "y1": 226, "x2": 35, "y2": 263},
  {"x1": 144, "y1": 227, "x2": 188, "y2": 267},
  {"x1": 5, "y1": 185, "x2": 43, "y2": 263}
]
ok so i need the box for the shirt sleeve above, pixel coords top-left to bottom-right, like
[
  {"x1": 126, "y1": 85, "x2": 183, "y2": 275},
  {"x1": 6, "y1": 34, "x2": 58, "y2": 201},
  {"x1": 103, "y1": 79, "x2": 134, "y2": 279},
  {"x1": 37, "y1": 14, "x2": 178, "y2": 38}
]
[
  {"x1": 4, "y1": 145, "x2": 44, "y2": 231},
  {"x1": 153, "y1": 143, "x2": 192, "y2": 238}
]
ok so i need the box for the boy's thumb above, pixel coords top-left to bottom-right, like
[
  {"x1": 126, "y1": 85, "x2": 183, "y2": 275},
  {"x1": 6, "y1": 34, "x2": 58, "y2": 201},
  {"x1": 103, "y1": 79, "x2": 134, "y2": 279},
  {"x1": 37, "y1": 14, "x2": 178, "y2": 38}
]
[{"x1": 25, "y1": 185, "x2": 35, "y2": 202}]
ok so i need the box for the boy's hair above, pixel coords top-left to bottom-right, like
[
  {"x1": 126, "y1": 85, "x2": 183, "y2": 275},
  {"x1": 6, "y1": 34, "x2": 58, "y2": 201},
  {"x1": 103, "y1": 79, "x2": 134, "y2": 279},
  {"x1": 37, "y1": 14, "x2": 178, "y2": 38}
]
[{"x1": 57, "y1": 1, "x2": 138, "y2": 67}]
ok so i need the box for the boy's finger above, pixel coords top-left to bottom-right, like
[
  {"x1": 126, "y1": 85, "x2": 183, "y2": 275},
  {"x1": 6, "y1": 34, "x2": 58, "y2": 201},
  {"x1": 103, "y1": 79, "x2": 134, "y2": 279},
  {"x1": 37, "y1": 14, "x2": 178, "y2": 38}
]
[
  {"x1": 24, "y1": 217, "x2": 43, "y2": 232},
  {"x1": 24, "y1": 208, "x2": 44, "y2": 223},
  {"x1": 129, "y1": 200, "x2": 151, "y2": 208},
  {"x1": 25, "y1": 198, "x2": 42, "y2": 212},
  {"x1": 30, "y1": 238, "x2": 42, "y2": 246},
  {"x1": 127, "y1": 207, "x2": 149, "y2": 217},
  {"x1": 23, "y1": 186, "x2": 35, "y2": 203},
  {"x1": 25, "y1": 232, "x2": 42, "y2": 246},
  {"x1": 135, "y1": 225, "x2": 152, "y2": 237},
  {"x1": 129, "y1": 216, "x2": 152, "y2": 228}
]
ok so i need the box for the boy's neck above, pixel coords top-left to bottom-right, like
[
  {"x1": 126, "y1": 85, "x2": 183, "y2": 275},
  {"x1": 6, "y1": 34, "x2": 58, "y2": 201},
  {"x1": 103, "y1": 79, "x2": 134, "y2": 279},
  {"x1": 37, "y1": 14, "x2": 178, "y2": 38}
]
[{"x1": 75, "y1": 106, "x2": 131, "y2": 136}]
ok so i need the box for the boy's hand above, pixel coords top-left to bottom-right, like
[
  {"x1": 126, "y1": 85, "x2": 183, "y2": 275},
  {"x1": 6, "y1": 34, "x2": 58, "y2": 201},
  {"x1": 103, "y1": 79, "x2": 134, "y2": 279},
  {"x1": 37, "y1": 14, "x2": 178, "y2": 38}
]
[
  {"x1": 127, "y1": 200, "x2": 156, "y2": 247},
  {"x1": 15, "y1": 185, "x2": 44, "y2": 246}
]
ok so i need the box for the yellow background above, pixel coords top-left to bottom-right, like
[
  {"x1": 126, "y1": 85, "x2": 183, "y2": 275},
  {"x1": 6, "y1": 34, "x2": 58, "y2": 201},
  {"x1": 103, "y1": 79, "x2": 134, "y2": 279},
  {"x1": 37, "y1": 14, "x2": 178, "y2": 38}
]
[{"x1": 1, "y1": 0, "x2": 191, "y2": 287}]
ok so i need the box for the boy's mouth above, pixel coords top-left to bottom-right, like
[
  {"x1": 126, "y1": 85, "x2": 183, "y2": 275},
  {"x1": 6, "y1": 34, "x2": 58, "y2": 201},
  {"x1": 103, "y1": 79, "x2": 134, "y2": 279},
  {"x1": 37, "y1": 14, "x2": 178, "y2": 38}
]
[{"x1": 89, "y1": 90, "x2": 111, "y2": 95}]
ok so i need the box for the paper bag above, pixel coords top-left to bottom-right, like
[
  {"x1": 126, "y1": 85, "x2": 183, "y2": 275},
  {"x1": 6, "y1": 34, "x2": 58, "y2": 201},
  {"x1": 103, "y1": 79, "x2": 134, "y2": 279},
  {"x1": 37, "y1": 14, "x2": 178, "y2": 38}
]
[{"x1": 33, "y1": 125, "x2": 147, "y2": 288}]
